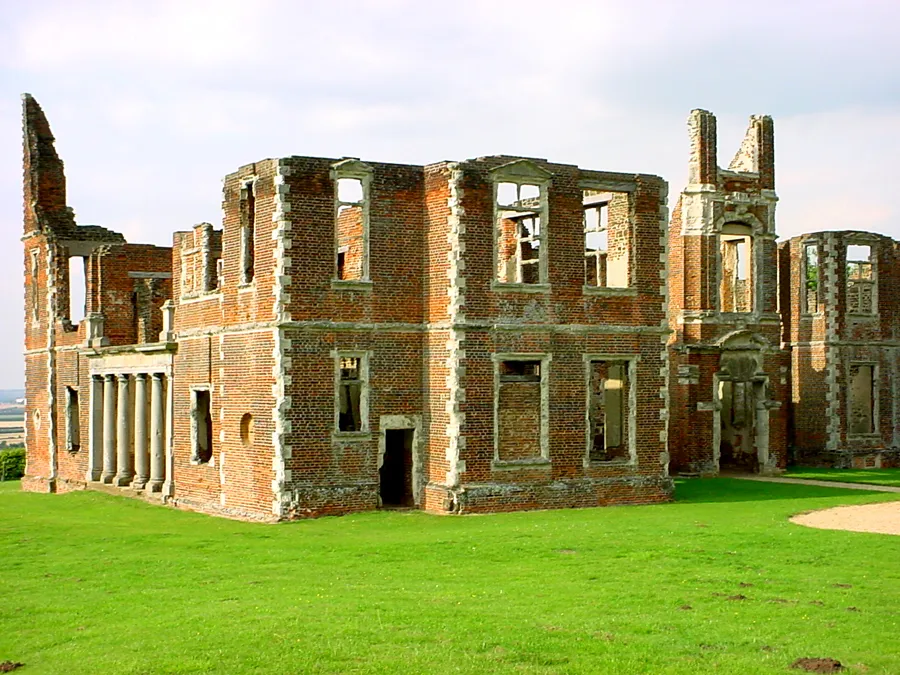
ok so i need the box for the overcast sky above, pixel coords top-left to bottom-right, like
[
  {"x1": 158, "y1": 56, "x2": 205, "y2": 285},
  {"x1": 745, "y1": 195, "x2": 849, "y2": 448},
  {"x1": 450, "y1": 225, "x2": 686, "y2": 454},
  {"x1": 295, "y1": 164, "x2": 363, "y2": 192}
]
[{"x1": 1, "y1": 0, "x2": 898, "y2": 389}]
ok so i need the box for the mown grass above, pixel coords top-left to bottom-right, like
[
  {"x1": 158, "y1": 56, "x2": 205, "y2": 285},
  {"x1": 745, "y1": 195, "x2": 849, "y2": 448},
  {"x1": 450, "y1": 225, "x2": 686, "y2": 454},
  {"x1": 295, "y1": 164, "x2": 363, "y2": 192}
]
[
  {"x1": 1, "y1": 478, "x2": 900, "y2": 674},
  {"x1": 784, "y1": 467, "x2": 900, "y2": 488}
]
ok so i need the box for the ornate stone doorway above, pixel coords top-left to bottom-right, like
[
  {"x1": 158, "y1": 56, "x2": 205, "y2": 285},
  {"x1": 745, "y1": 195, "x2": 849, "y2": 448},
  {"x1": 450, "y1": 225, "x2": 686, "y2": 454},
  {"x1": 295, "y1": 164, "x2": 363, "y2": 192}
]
[{"x1": 712, "y1": 332, "x2": 775, "y2": 474}]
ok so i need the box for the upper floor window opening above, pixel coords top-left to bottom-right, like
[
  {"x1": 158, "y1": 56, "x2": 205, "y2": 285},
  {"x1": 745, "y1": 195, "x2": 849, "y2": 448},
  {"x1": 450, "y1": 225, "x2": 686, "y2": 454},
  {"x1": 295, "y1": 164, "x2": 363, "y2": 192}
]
[
  {"x1": 846, "y1": 243, "x2": 875, "y2": 315},
  {"x1": 335, "y1": 178, "x2": 365, "y2": 281},
  {"x1": 720, "y1": 223, "x2": 753, "y2": 313},
  {"x1": 30, "y1": 249, "x2": 40, "y2": 325},
  {"x1": 331, "y1": 160, "x2": 373, "y2": 283},
  {"x1": 240, "y1": 179, "x2": 256, "y2": 285},
  {"x1": 496, "y1": 181, "x2": 546, "y2": 284},
  {"x1": 802, "y1": 241, "x2": 821, "y2": 314},
  {"x1": 68, "y1": 256, "x2": 86, "y2": 324},
  {"x1": 583, "y1": 190, "x2": 631, "y2": 288}
]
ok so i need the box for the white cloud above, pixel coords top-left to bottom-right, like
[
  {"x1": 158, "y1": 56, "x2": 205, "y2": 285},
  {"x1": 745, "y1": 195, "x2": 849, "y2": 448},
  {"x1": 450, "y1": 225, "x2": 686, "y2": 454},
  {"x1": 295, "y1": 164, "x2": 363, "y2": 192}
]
[{"x1": 9, "y1": 0, "x2": 271, "y2": 71}]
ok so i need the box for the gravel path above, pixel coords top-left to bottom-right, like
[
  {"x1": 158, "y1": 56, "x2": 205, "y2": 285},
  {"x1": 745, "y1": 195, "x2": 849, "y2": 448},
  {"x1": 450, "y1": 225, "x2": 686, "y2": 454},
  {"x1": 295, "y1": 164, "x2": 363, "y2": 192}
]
[
  {"x1": 791, "y1": 501, "x2": 900, "y2": 536},
  {"x1": 726, "y1": 473, "x2": 900, "y2": 536},
  {"x1": 727, "y1": 474, "x2": 900, "y2": 493}
]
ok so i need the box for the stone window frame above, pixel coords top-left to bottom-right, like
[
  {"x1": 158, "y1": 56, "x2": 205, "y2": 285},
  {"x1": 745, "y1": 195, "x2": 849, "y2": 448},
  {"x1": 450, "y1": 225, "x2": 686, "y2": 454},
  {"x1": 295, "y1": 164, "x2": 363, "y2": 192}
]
[
  {"x1": 238, "y1": 177, "x2": 258, "y2": 288},
  {"x1": 845, "y1": 238, "x2": 878, "y2": 317},
  {"x1": 330, "y1": 159, "x2": 374, "y2": 291},
  {"x1": 582, "y1": 354, "x2": 639, "y2": 467},
  {"x1": 332, "y1": 350, "x2": 371, "y2": 440},
  {"x1": 580, "y1": 182, "x2": 638, "y2": 297},
  {"x1": 490, "y1": 160, "x2": 553, "y2": 294},
  {"x1": 801, "y1": 238, "x2": 822, "y2": 316},
  {"x1": 189, "y1": 385, "x2": 215, "y2": 466},
  {"x1": 846, "y1": 360, "x2": 879, "y2": 438},
  {"x1": 491, "y1": 352, "x2": 552, "y2": 469}
]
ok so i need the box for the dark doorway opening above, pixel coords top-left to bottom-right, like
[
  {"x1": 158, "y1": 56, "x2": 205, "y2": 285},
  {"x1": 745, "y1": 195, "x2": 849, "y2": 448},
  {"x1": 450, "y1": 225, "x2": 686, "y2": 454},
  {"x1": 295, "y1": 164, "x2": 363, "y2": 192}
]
[{"x1": 381, "y1": 429, "x2": 414, "y2": 507}]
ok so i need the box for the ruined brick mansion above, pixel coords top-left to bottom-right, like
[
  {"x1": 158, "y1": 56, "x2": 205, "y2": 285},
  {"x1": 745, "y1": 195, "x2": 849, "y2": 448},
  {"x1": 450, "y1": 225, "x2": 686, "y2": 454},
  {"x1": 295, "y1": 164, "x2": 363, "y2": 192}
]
[{"x1": 20, "y1": 95, "x2": 900, "y2": 521}]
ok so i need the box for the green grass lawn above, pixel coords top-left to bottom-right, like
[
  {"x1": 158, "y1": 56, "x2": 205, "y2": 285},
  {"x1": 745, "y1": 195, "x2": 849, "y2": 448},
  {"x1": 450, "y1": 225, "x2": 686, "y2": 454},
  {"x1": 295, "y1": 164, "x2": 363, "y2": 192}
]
[
  {"x1": 784, "y1": 467, "x2": 900, "y2": 488},
  {"x1": 2, "y1": 479, "x2": 899, "y2": 675}
]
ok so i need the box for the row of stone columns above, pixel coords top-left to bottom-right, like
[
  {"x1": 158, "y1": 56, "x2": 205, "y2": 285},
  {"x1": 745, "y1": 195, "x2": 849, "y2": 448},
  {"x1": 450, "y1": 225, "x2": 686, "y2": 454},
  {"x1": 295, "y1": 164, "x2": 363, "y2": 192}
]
[{"x1": 92, "y1": 372, "x2": 167, "y2": 492}]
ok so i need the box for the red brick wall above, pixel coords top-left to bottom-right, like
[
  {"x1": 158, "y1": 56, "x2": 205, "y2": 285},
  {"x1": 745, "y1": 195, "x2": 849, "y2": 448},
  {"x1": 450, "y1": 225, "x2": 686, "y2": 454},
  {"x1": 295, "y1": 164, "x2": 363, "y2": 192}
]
[
  {"x1": 782, "y1": 231, "x2": 900, "y2": 464},
  {"x1": 497, "y1": 379, "x2": 541, "y2": 461}
]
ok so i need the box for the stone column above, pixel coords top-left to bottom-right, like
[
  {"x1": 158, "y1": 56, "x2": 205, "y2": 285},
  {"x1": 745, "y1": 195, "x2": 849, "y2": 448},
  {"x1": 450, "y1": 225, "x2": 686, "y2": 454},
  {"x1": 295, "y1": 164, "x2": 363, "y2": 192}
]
[
  {"x1": 101, "y1": 374, "x2": 117, "y2": 483},
  {"x1": 132, "y1": 374, "x2": 149, "y2": 489},
  {"x1": 114, "y1": 374, "x2": 133, "y2": 486},
  {"x1": 149, "y1": 373, "x2": 165, "y2": 492},
  {"x1": 86, "y1": 375, "x2": 103, "y2": 482}
]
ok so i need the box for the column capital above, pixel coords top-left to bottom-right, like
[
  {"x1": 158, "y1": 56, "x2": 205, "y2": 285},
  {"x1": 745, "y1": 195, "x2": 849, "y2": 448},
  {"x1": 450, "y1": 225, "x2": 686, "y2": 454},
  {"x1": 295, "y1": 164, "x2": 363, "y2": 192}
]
[
  {"x1": 117, "y1": 373, "x2": 129, "y2": 383},
  {"x1": 151, "y1": 372, "x2": 165, "y2": 382},
  {"x1": 134, "y1": 373, "x2": 148, "y2": 382},
  {"x1": 104, "y1": 373, "x2": 116, "y2": 382}
]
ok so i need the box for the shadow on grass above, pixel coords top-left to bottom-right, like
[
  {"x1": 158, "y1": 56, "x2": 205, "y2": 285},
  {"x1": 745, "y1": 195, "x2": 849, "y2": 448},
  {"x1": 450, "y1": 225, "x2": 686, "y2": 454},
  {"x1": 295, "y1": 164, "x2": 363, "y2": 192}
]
[{"x1": 673, "y1": 477, "x2": 878, "y2": 504}]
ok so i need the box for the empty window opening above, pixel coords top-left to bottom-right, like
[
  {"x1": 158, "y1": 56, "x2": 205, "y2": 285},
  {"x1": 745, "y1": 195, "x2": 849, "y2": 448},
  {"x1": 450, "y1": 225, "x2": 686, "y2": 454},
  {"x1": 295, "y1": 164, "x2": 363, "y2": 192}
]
[
  {"x1": 131, "y1": 290, "x2": 139, "y2": 341},
  {"x1": 30, "y1": 249, "x2": 40, "y2": 324},
  {"x1": 589, "y1": 361, "x2": 629, "y2": 462},
  {"x1": 497, "y1": 360, "x2": 542, "y2": 461},
  {"x1": 335, "y1": 178, "x2": 366, "y2": 281},
  {"x1": 720, "y1": 225, "x2": 753, "y2": 312},
  {"x1": 191, "y1": 390, "x2": 213, "y2": 463},
  {"x1": 65, "y1": 386, "x2": 80, "y2": 453},
  {"x1": 583, "y1": 191, "x2": 630, "y2": 288},
  {"x1": 846, "y1": 244, "x2": 874, "y2": 314},
  {"x1": 337, "y1": 356, "x2": 364, "y2": 432},
  {"x1": 240, "y1": 180, "x2": 256, "y2": 284},
  {"x1": 496, "y1": 182, "x2": 545, "y2": 284},
  {"x1": 68, "y1": 256, "x2": 86, "y2": 324},
  {"x1": 240, "y1": 413, "x2": 254, "y2": 446},
  {"x1": 336, "y1": 247, "x2": 348, "y2": 281},
  {"x1": 380, "y1": 428, "x2": 414, "y2": 507},
  {"x1": 216, "y1": 258, "x2": 224, "y2": 289},
  {"x1": 849, "y1": 364, "x2": 875, "y2": 435},
  {"x1": 803, "y1": 242, "x2": 820, "y2": 313}
]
